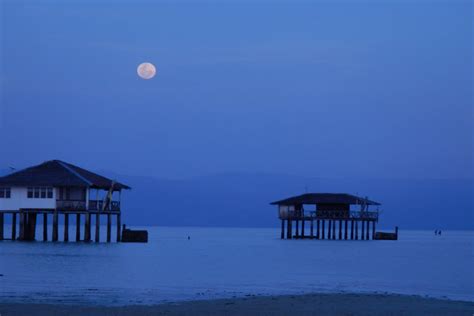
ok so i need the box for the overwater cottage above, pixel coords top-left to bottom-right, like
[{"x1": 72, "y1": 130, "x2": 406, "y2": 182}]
[
  {"x1": 271, "y1": 193, "x2": 381, "y2": 240},
  {"x1": 0, "y1": 160, "x2": 130, "y2": 242}
]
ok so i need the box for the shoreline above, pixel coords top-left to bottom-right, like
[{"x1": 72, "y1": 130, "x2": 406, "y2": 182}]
[{"x1": 1, "y1": 293, "x2": 473, "y2": 316}]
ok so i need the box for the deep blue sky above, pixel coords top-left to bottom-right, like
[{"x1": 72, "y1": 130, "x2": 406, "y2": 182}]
[{"x1": 1, "y1": 0, "x2": 472, "y2": 180}]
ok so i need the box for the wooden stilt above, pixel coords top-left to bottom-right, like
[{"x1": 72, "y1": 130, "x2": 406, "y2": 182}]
[
  {"x1": 76, "y1": 214, "x2": 81, "y2": 242},
  {"x1": 328, "y1": 220, "x2": 332, "y2": 239},
  {"x1": 95, "y1": 213, "x2": 100, "y2": 242},
  {"x1": 338, "y1": 220, "x2": 342, "y2": 240},
  {"x1": 344, "y1": 220, "x2": 348, "y2": 240},
  {"x1": 28, "y1": 213, "x2": 37, "y2": 241},
  {"x1": 287, "y1": 219, "x2": 292, "y2": 239},
  {"x1": 361, "y1": 220, "x2": 365, "y2": 240},
  {"x1": 0, "y1": 213, "x2": 4, "y2": 241},
  {"x1": 351, "y1": 220, "x2": 354, "y2": 240},
  {"x1": 295, "y1": 219, "x2": 299, "y2": 238},
  {"x1": 372, "y1": 221, "x2": 376, "y2": 240},
  {"x1": 332, "y1": 220, "x2": 336, "y2": 240},
  {"x1": 19, "y1": 212, "x2": 25, "y2": 241},
  {"x1": 355, "y1": 221, "x2": 359, "y2": 240},
  {"x1": 52, "y1": 211, "x2": 58, "y2": 242},
  {"x1": 301, "y1": 219, "x2": 305, "y2": 238},
  {"x1": 106, "y1": 213, "x2": 111, "y2": 243},
  {"x1": 310, "y1": 220, "x2": 314, "y2": 238},
  {"x1": 12, "y1": 213, "x2": 17, "y2": 240},
  {"x1": 43, "y1": 213, "x2": 48, "y2": 241},
  {"x1": 64, "y1": 213, "x2": 69, "y2": 242},
  {"x1": 316, "y1": 220, "x2": 320, "y2": 239},
  {"x1": 321, "y1": 220, "x2": 325, "y2": 239},
  {"x1": 366, "y1": 221, "x2": 370, "y2": 240},
  {"x1": 116, "y1": 213, "x2": 121, "y2": 242},
  {"x1": 281, "y1": 220, "x2": 285, "y2": 239},
  {"x1": 85, "y1": 213, "x2": 91, "y2": 242}
]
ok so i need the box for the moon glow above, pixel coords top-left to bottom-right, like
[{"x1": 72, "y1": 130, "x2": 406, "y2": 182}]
[{"x1": 137, "y1": 62, "x2": 156, "y2": 79}]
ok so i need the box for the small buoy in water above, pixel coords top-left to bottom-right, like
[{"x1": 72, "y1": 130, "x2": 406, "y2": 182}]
[{"x1": 188, "y1": 236, "x2": 190, "y2": 240}]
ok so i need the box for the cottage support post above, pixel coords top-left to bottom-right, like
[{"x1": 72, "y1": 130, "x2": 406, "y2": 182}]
[
  {"x1": 63, "y1": 213, "x2": 69, "y2": 242},
  {"x1": 28, "y1": 212, "x2": 37, "y2": 241},
  {"x1": 366, "y1": 221, "x2": 370, "y2": 240},
  {"x1": 85, "y1": 213, "x2": 91, "y2": 242},
  {"x1": 310, "y1": 220, "x2": 314, "y2": 238},
  {"x1": 321, "y1": 220, "x2": 325, "y2": 239},
  {"x1": 332, "y1": 220, "x2": 336, "y2": 240},
  {"x1": 12, "y1": 213, "x2": 17, "y2": 240},
  {"x1": 287, "y1": 219, "x2": 292, "y2": 239},
  {"x1": 0, "y1": 213, "x2": 4, "y2": 240},
  {"x1": 301, "y1": 219, "x2": 305, "y2": 238},
  {"x1": 355, "y1": 220, "x2": 359, "y2": 240},
  {"x1": 344, "y1": 220, "x2": 348, "y2": 240},
  {"x1": 351, "y1": 220, "x2": 354, "y2": 240},
  {"x1": 76, "y1": 213, "x2": 81, "y2": 242},
  {"x1": 19, "y1": 212, "x2": 25, "y2": 240},
  {"x1": 338, "y1": 220, "x2": 342, "y2": 240},
  {"x1": 43, "y1": 213, "x2": 48, "y2": 241},
  {"x1": 52, "y1": 210, "x2": 58, "y2": 242},
  {"x1": 372, "y1": 221, "x2": 376, "y2": 240},
  {"x1": 327, "y1": 220, "x2": 331, "y2": 239},
  {"x1": 361, "y1": 220, "x2": 365, "y2": 240},
  {"x1": 106, "y1": 213, "x2": 112, "y2": 243},
  {"x1": 316, "y1": 220, "x2": 320, "y2": 239},
  {"x1": 280, "y1": 220, "x2": 285, "y2": 239},
  {"x1": 95, "y1": 213, "x2": 100, "y2": 242},
  {"x1": 116, "y1": 213, "x2": 121, "y2": 242},
  {"x1": 295, "y1": 219, "x2": 299, "y2": 238}
]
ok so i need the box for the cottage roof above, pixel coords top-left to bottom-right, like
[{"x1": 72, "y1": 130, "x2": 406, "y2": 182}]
[
  {"x1": 0, "y1": 160, "x2": 130, "y2": 190},
  {"x1": 270, "y1": 193, "x2": 380, "y2": 206}
]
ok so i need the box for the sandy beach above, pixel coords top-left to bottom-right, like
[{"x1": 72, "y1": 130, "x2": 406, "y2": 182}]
[{"x1": 1, "y1": 293, "x2": 473, "y2": 316}]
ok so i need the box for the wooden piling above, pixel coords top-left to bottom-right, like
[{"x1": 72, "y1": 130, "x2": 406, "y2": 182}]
[
  {"x1": 281, "y1": 219, "x2": 285, "y2": 239},
  {"x1": 0, "y1": 213, "x2": 4, "y2": 241},
  {"x1": 301, "y1": 219, "x2": 305, "y2": 238},
  {"x1": 76, "y1": 213, "x2": 81, "y2": 242},
  {"x1": 12, "y1": 213, "x2": 17, "y2": 240},
  {"x1": 338, "y1": 220, "x2": 342, "y2": 240},
  {"x1": 355, "y1": 220, "x2": 359, "y2": 240},
  {"x1": 116, "y1": 213, "x2": 121, "y2": 242},
  {"x1": 85, "y1": 213, "x2": 91, "y2": 242},
  {"x1": 366, "y1": 221, "x2": 370, "y2": 240},
  {"x1": 52, "y1": 211, "x2": 58, "y2": 242},
  {"x1": 372, "y1": 221, "x2": 376, "y2": 240},
  {"x1": 19, "y1": 212, "x2": 25, "y2": 241},
  {"x1": 316, "y1": 220, "x2": 320, "y2": 239},
  {"x1": 310, "y1": 220, "x2": 314, "y2": 238},
  {"x1": 295, "y1": 219, "x2": 299, "y2": 238},
  {"x1": 344, "y1": 220, "x2": 348, "y2": 240},
  {"x1": 328, "y1": 220, "x2": 332, "y2": 239},
  {"x1": 95, "y1": 213, "x2": 100, "y2": 242},
  {"x1": 43, "y1": 213, "x2": 48, "y2": 241},
  {"x1": 64, "y1": 213, "x2": 69, "y2": 242},
  {"x1": 332, "y1": 220, "x2": 336, "y2": 240},
  {"x1": 287, "y1": 219, "x2": 292, "y2": 239},
  {"x1": 27, "y1": 213, "x2": 37, "y2": 241},
  {"x1": 321, "y1": 220, "x2": 325, "y2": 239},
  {"x1": 107, "y1": 213, "x2": 111, "y2": 243},
  {"x1": 351, "y1": 220, "x2": 354, "y2": 240},
  {"x1": 361, "y1": 220, "x2": 365, "y2": 240}
]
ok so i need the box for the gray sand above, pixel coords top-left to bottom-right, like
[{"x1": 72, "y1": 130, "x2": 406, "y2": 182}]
[{"x1": 1, "y1": 293, "x2": 473, "y2": 316}]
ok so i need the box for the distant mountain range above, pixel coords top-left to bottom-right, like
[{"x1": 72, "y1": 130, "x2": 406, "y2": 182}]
[{"x1": 105, "y1": 173, "x2": 473, "y2": 230}]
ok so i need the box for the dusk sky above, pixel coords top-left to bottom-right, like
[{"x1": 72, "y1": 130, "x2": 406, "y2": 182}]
[{"x1": 1, "y1": 0, "x2": 472, "y2": 180}]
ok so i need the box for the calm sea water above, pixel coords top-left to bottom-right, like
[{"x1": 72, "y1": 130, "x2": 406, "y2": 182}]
[{"x1": 0, "y1": 226, "x2": 473, "y2": 305}]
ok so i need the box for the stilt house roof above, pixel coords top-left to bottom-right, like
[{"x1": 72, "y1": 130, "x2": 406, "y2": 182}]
[{"x1": 270, "y1": 193, "x2": 380, "y2": 206}]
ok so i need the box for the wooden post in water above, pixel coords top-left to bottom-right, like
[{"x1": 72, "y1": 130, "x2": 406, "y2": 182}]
[
  {"x1": 64, "y1": 213, "x2": 69, "y2": 242},
  {"x1": 366, "y1": 221, "x2": 370, "y2": 240},
  {"x1": 43, "y1": 213, "x2": 48, "y2": 241},
  {"x1": 327, "y1": 220, "x2": 331, "y2": 239},
  {"x1": 281, "y1": 220, "x2": 285, "y2": 239},
  {"x1": 0, "y1": 213, "x2": 4, "y2": 241},
  {"x1": 106, "y1": 213, "x2": 112, "y2": 243},
  {"x1": 85, "y1": 213, "x2": 91, "y2": 242},
  {"x1": 344, "y1": 220, "x2": 348, "y2": 240},
  {"x1": 355, "y1": 220, "x2": 359, "y2": 240},
  {"x1": 332, "y1": 220, "x2": 336, "y2": 240},
  {"x1": 321, "y1": 220, "x2": 325, "y2": 239},
  {"x1": 310, "y1": 220, "x2": 314, "y2": 238},
  {"x1": 95, "y1": 213, "x2": 100, "y2": 242},
  {"x1": 52, "y1": 211, "x2": 58, "y2": 242},
  {"x1": 28, "y1": 213, "x2": 37, "y2": 241},
  {"x1": 361, "y1": 220, "x2": 365, "y2": 240},
  {"x1": 116, "y1": 213, "x2": 121, "y2": 242},
  {"x1": 287, "y1": 219, "x2": 292, "y2": 239},
  {"x1": 12, "y1": 213, "x2": 17, "y2": 240},
  {"x1": 338, "y1": 220, "x2": 342, "y2": 240},
  {"x1": 76, "y1": 214, "x2": 81, "y2": 242},
  {"x1": 295, "y1": 219, "x2": 299, "y2": 238},
  {"x1": 316, "y1": 220, "x2": 320, "y2": 239},
  {"x1": 301, "y1": 219, "x2": 305, "y2": 238},
  {"x1": 351, "y1": 220, "x2": 354, "y2": 240},
  {"x1": 372, "y1": 221, "x2": 376, "y2": 240},
  {"x1": 19, "y1": 212, "x2": 25, "y2": 241}
]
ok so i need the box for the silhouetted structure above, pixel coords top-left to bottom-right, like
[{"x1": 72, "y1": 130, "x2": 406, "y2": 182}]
[
  {"x1": 271, "y1": 193, "x2": 381, "y2": 240},
  {"x1": 0, "y1": 160, "x2": 130, "y2": 243}
]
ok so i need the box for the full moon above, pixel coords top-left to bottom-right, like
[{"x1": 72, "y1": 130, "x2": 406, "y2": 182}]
[{"x1": 137, "y1": 62, "x2": 156, "y2": 79}]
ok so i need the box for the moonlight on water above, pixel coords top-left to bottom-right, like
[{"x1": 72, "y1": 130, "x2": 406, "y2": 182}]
[{"x1": 137, "y1": 62, "x2": 156, "y2": 79}]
